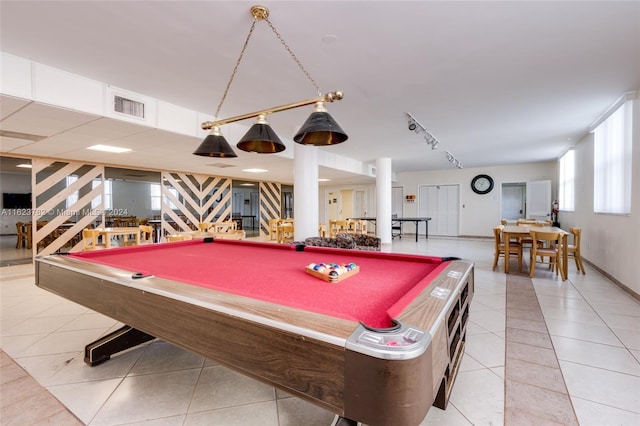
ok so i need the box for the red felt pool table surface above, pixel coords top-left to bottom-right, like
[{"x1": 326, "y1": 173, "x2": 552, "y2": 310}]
[{"x1": 71, "y1": 239, "x2": 447, "y2": 328}]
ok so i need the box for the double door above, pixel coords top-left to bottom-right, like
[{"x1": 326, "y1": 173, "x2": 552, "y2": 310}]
[{"x1": 418, "y1": 185, "x2": 459, "y2": 237}]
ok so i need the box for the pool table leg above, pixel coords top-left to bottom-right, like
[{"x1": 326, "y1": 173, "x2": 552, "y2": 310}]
[{"x1": 84, "y1": 325, "x2": 155, "y2": 366}]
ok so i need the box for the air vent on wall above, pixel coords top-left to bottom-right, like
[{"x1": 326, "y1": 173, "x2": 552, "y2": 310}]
[
  {"x1": 114, "y1": 95, "x2": 145, "y2": 118},
  {"x1": 368, "y1": 164, "x2": 377, "y2": 176}
]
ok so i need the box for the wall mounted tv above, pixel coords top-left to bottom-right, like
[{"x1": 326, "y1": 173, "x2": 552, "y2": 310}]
[{"x1": 2, "y1": 193, "x2": 32, "y2": 209}]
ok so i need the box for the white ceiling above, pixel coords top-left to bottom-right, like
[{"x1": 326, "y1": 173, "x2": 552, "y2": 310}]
[{"x1": 1, "y1": 1, "x2": 639, "y2": 185}]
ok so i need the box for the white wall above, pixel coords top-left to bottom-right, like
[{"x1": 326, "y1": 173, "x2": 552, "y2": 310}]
[
  {"x1": 111, "y1": 180, "x2": 155, "y2": 218},
  {"x1": 560, "y1": 97, "x2": 640, "y2": 296},
  {"x1": 395, "y1": 162, "x2": 557, "y2": 237}
]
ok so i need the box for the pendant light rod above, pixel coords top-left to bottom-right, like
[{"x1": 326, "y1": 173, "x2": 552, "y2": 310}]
[{"x1": 201, "y1": 91, "x2": 344, "y2": 130}]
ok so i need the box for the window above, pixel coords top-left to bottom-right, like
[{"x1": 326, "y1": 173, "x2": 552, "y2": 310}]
[
  {"x1": 91, "y1": 180, "x2": 112, "y2": 210},
  {"x1": 66, "y1": 175, "x2": 78, "y2": 208},
  {"x1": 558, "y1": 150, "x2": 574, "y2": 211},
  {"x1": 151, "y1": 183, "x2": 178, "y2": 210},
  {"x1": 150, "y1": 183, "x2": 161, "y2": 210},
  {"x1": 593, "y1": 96, "x2": 633, "y2": 214}
]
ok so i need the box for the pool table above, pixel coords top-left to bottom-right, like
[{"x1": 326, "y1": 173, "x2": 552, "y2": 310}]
[{"x1": 35, "y1": 238, "x2": 474, "y2": 426}]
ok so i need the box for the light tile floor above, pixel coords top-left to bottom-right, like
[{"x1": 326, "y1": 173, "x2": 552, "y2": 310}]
[{"x1": 1, "y1": 235, "x2": 639, "y2": 425}]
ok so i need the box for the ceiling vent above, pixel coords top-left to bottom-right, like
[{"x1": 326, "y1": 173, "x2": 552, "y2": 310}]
[{"x1": 113, "y1": 95, "x2": 145, "y2": 118}]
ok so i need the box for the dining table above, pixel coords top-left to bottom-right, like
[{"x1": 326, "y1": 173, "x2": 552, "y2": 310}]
[
  {"x1": 96, "y1": 227, "x2": 141, "y2": 248},
  {"x1": 502, "y1": 225, "x2": 569, "y2": 280}
]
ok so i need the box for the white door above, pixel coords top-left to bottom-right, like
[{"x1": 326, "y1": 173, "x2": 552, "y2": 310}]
[
  {"x1": 526, "y1": 180, "x2": 552, "y2": 221},
  {"x1": 340, "y1": 189, "x2": 354, "y2": 219},
  {"x1": 392, "y1": 187, "x2": 403, "y2": 217},
  {"x1": 354, "y1": 190, "x2": 366, "y2": 217},
  {"x1": 418, "y1": 185, "x2": 459, "y2": 236},
  {"x1": 328, "y1": 191, "x2": 338, "y2": 221}
]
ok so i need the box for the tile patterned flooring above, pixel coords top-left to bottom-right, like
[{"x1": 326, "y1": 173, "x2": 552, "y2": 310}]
[{"x1": 1, "y1": 235, "x2": 639, "y2": 425}]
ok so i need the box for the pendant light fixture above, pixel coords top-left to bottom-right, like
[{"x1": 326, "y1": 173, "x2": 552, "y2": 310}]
[{"x1": 194, "y1": 5, "x2": 347, "y2": 158}]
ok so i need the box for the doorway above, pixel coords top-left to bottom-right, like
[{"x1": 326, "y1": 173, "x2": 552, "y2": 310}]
[
  {"x1": 501, "y1": 183, "x2": 525, "y2": 221},
  {"x1": 501, "y1": 180, "x2": 551, "y2": 222}
]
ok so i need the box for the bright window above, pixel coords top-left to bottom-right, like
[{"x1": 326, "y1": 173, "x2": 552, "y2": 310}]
[
  {"x1": 593, "y1": 97, "x2": 633, "y2": 214},
  {"x1": 151, "y1": 183, "x2": 178, "y2": 210},
  {"x1": 558, "y1": 150, "x2": 574, "y2": 211},
  {"x1": 91, "y1": 180, "x2": 112, "y2": 210},
  {"x1": 150, "y1": 183, "x2": 161, "y2": 210}
]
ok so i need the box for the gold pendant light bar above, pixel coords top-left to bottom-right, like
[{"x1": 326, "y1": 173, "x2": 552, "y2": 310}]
[
  {"x1": 201, "y1": 91, "x2": 343, "y2": 130},
  {"x1": 193, "y1": 5, "x2": 348, "y2": 156}
]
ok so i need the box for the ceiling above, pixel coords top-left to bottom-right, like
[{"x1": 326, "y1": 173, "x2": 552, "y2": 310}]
[{"x1": 1, "y1": 1, "x2": 638, "y2": 186}]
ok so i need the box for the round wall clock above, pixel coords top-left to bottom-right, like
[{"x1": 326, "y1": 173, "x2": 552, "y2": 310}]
[{"x1": 471, "y1": 174, "x2": 494, "y2": 194}]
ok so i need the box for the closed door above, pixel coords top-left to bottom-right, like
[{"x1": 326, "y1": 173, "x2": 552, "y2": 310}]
[
  {"x1": 392, "y1": 186, "x2": 403, "y2": 217},
  {"x1": 354, "y1": 190, "x2": 366, "y2": 217},
  {"x1": 418, "y1": 185, "x2": 459, "y2": 236},
  {"x1": 526, "y1": 180, "x2": 552, "y2": 220},
  {"x1": 340, "y1": 189, "x2": 353, "y2": 219},
  {"x1": 328, "y1": 192, "x2": 338, "y2": 221}
]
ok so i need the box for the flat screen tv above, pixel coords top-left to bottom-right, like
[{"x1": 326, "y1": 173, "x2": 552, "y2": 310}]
[{"x1": 2, "y1": 193, "x2": 32, "y2": 209}]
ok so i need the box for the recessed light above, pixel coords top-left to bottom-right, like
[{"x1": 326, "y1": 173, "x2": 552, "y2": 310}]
[
  {"x1": 87, "y1": 144, "x2": 132, "y2": 153},
  {"x1": 318, "y1": 178, "x2": 331, "y2": 182},
  {"x1": 241, "y1": 168, "x2": 268, "y2": 173},
  {"x1": 240, "y1": 183, "x2": 255, "y2": 187},
  {"x1": 16, "y1": 164, "x2": 32, "y2": 169}
]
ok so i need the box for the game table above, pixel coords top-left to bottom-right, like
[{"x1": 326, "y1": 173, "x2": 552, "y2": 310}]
[{"x1": 36, "y1": 239, "x2": 474, "y2": 426}]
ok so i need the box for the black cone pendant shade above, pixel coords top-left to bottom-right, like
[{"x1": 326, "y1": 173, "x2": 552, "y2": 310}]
[
  {"x1": 237, "y1": 115, "x2": 286, "y2": 153},
  {"x1": 193, "y1": 127, "x2": 238, "y2": 158},
  {"x1": 293, "y1": 102, "x2": 348, "y2": 146}
]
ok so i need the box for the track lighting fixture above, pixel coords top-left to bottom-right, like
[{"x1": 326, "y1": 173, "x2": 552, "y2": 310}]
[{"x1": 406, "y1": 112, "x2": 462, "y2": 168}]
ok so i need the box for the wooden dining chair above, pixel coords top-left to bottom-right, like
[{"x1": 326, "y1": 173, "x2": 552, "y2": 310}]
[
  {"x1": 493, "y1": 225, "x2": 522, "y2": 271},
  {"x1": 567, "y1": 227, "x2": 586, "y2": 274},
  {"x1": 517, "y1": 221, "x2": 544, "y2": 250},
  {"x1": 268, "y1": 218, "x2": 280, "y2": 240},
  {"x1": 15, "y1": 222, "x2": 28, "y2": 248},
  {"x1": 277, "y1": 222, "x2": 294, "y2": 243},
  {"x1": 529, "y1": 230, "x2": 562, "y2": 278}
]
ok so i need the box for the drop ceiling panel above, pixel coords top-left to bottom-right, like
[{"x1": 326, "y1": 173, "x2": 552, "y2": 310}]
[
  {"x1": 0, "y1": 136, "x2": 33, "y2": 152},
  {"x1": 1, "y1": 102, "x2": 99, "y2": 136},
  {"x1": 0, "y1": 95, "x2": 31, "y2": 119}
]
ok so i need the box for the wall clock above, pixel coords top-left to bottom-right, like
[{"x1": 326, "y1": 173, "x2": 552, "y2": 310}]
[{"x1": 471, "y1": 174, "x2": 494, "y2": 194}]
